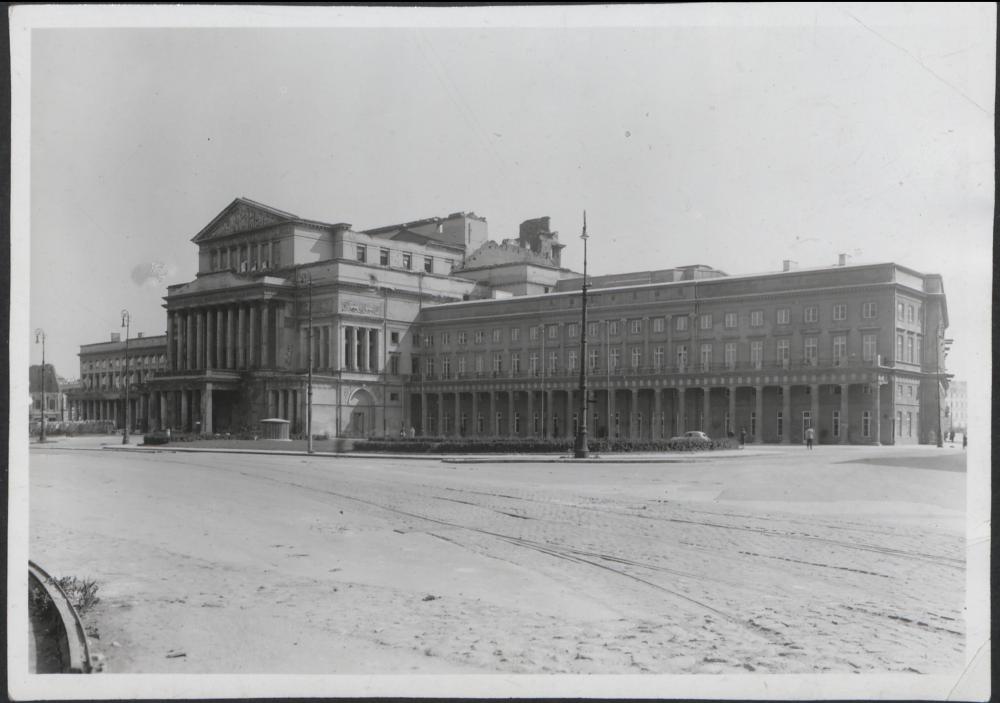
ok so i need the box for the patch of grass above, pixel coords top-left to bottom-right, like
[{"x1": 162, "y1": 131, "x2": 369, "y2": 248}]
[{"x1": 31, "y1": 576, "x2": 101, "y2": 617}]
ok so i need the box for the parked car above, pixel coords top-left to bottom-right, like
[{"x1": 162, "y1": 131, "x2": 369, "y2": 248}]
[{"x1": 669, "y1": 430, "x2": 712, "y2": 446}]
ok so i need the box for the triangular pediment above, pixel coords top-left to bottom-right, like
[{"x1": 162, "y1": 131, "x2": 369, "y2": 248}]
[{"x1": 192, "y1": 198, "x2": 299, "y2": 243}]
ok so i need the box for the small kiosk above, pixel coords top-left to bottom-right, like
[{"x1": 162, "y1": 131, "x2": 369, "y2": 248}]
[{"x1": 259, "y1": 418, "x2": 291, "y2": 441}]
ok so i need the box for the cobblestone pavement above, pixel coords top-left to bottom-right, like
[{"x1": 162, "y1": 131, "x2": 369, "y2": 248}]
[{"x1": 28, "y1": 444, "x2": 966, "y2": 674}]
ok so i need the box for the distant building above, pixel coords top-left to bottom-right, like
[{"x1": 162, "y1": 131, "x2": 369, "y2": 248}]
[
  {"x1": 29, "y1": 364, "x2": 64, "y2": 422},
  {"x1": 66, "y1": 333, "x2": 168, "y2": 431},
  {"x1": 945, "y1": 379, "x2": 967, "y2": 433}
]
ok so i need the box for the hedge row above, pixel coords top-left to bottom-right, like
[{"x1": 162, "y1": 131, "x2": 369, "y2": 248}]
[
  {"x1": 30, "y1": 420, "x2": 116, "y2": 436},
  {"x1": 354, "y1": 436, "x2": 735, "y2": 454}
]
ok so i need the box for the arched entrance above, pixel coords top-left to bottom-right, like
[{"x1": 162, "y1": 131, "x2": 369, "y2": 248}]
[{"x1": 344, "y1": 387, "x2": 378, "y2": 437}]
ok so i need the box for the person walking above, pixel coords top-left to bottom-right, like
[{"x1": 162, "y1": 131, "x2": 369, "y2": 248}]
[
  {"x1": 739, "y1": 427, "x2": 747, "y2": 448},
  {"x1": 963, "y1": 432, "x2": 967, "y2": 450},
  {"x1": 805, "y1": 426, "x2": 815, "y2": 450}
]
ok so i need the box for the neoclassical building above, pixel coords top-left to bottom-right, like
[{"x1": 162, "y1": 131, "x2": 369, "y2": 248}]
[{"x1": 70, "y1": 198, "x2": 950, "y2": 445}]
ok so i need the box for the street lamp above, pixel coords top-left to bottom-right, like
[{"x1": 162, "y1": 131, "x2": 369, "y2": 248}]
[
  {"x1": 121, "y1": 310, "x2": 131, "y2": 444},
  {"x1": 300, "y1": 272, "x2": 314, "y2": 454},
  {"x1": 34, "y1": 328, "x2": 46, "y2": 443},
  {"x1": 574, "y1": 212, "x2": 590, "y2": 459}
]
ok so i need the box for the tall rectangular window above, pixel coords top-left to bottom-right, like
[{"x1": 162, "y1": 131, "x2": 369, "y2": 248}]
[
  {"x1": 750, "y1": 341, "x2": 763, "y2": 368},
  {"x1": 833, "y1": 335, "x2": 847, "y2": 365},
  {"x1": 654, "y1": 346, "x2": 664, "y2": 368},
  {"x1": 777, "y1": 308, "x2": 790, "y2": 325},
  {"x1": 493, "y1": 352, "x2": 503, "y2": 373},
  {"x1": 567, "y1": 324, "x2": 578, "y2": 338},
  {"x1": 568, "y1": 350, "x2": 578, "y2": 370},
  {"x1": 588, "y1": 322, "x2": 600, "y2": 337},
  {"x1": 896, "y1": 334, "x2": 904, "y2": 361},
  {"x1": 631, "y1": 347, "x2": 642, "y2": 369},
  {"x1": 653, "y1": 317, "x2": 665, "y2": 333},
  {"x1": 863, "y1": 301, "x2": 877, "y2": 319},
  {"x1": 610, "y1": 348, "x2": 620, "y2": 370},
  {"x1": 630, "y1": 319, "x2": 642, "y2": 334},
  {"x1": 457, "y1": 357, "x2": 466, "y2": 375},
  {"x1": 700, "y1": 343, "x2": 712, "y2": 370},
  {"x1": 725, "y1": 342, "x2": 737, "y2": 369},
  {"x1": 511, "y1": 327, "x2": 520, "y2": 342},
  {"x1": 402, "y1": 253, "x2": 412, "y2": 270},
  {"x1": 529, "y1": 353, "x2": 538, "y2": 374},
  {"x1": 442, "y1": 357, "x2": 452, "y2": 378},
  {"x1": 511, "y1": 352, "x2": 520, "y2": 374},
  {"x1": 776, "y1": 339, "x2": 790, "y2": 367},
  {"x1": 492, "y1": 328, "x2": 502, "y2": 344},
  {"x1": 475, "y1": 330, "x2": 485, "y2": 345},
  {"x1": 750, "y1": 310, "x2": 764, "y2": 327},
  {"x1": 676, "y1": 345, "x2": 688, "y2": 369},
  {"x1": 863, "y1": 334, "x2": 877, "y2": 362},
  {"x1": 589, "y1": 349, "x2": 599, "y2": 370},
  {"x1": 833, "y1": 303, "x2": 847, "y2": 321},
  {"x1": 675, "y1": 316, "x2": 688, "y2": 332},
  {"x1": 832, "y1": 410, "x2": 840, "y2": 438},
  {"x1": 548, "y1": 325, "x2": 558, "y2": 340},
  {"x1": 750, "y1": 411, "x2": 757, "y2": 437},
  {"x1": 380, "y1": 248, "x2": 389, "y2": 266},
  {"x1": 609, "y1": 320, "x2": 620, "y2": 336},
  {"x1": 549, "y1": 351, "x2": 558, "y2": 372},
  {"x1": 804, "y1": 306, "x2": 818, "y2": 324},
  {"x1": 424, "y1": 257, "x2": 433, "y2": 273},
  {"x1": 475, "y1": 355, "x2": 484, "y2": 374},
  {"x1": 804, "y1": 337, "x2": 818, "y2": 365},
  {"x1": 897, "y1": 302, "x2": 905, "y2": 321},
  {"x1": 906, "y1": 336, "x2": 914, "y2": 363},
  {"x1": 862, "y1": 411, "x2": 871, "y2": 437},
  {"x1": 356, "y1": 244, "x2": 367, "y2": 263},
  {"x1": 725, "y1": 312, "x2": 738, "y2": 329},
  {"x1": 529, "y1": 326, "x2": 539, "y2": 341},
  {"x1": 699, "y1": 314, "x2": 712, "y2": 330},
  {"x1": 457, "y1": 331, "x2": 467, "y2": 346}
]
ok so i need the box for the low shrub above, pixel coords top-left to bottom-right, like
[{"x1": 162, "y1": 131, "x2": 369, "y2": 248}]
[{"x1": 353, "y1": 436, "x2": 735, "y2": 454}]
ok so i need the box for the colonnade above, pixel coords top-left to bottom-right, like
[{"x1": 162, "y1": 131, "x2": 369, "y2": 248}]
[
  {"x1": 166, "y1": 301, "x2": 283, "y2": 372},
  {"x1": 412, "y1": 380, "x2": 877, "y2": 444}
]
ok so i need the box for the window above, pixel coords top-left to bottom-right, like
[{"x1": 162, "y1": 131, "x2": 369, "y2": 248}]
[
  {"x1": 725, "y1": 342, "x2": 737, "y2": 369},
  {"x1": 442, "y1": 357, "x2": 452, "y2": 378},
  {"x1": 769, "y1": 340, "x2": 788, "y2": 369},
  {"x1": 402, "y1": 253, "x2": 412, "y2": 270},
  {"x1": 833, "y1": 335, "x2": 847, "y2": 365},
  {"x1": 833, "y1": 303, "x2": 847, "y2": 321},
  {"x1": 425, "y1": 358, "x2": 435, "y2": 376},
  {"x1": 475, "y1": 355, "x2": 484, "y2": 374},
  {"x1": 907, "y1": 412, "x2": 913, "y2": 437},
  {"x1": 588, "y1": 322, "x2": 600, "y2": 337},
  {"x1": 610, "y1": 348, "x2": 620, "y2": 370},
  {"x1": 609, "y1": 320, "x2": 620, "y2": 336},
  {"x1": 380, "y1": 248, "x2": 389, "y2": 266},
  {"x1": 675, "y1": 316, "x2": 688, "y2": 332},
  {"x1": 896, "y1": 334, "x2": 903, "y2": 361},
  {"x1": 700, "y1": 343, "x2": 712, "y2": 370},
  {"x1": 653, "y1": 317, "x2": 665, "y2": 333},
  {"x1": 906, "y1": 336, "x2": 914, "y2": 363},
  {"x1": 424, "y1": 334, "x2": 434, "y2": 348},
  {"x1": 676, "y1": 345, "x2": 688, "y2": 370},
  {"x1": 777, "y1": 308, "x2": 790, "y2": 325},
  {"x1": 441, "y1": 332, "x2": 451, "y2": 346},
  {"x1": 493, "y1": 353, "x2": 503, "y2": 374},
  {"x1": 548, "y1": 325, "x2": 558, "y2": 340},
  {"x1": 863, "y1": 334, "x2": 877, "y2": 362},
  {"x1": 511, "y1": 352, "x2": 520, "y2": 374},
  {"x1": 529, "y1": 327, "x2": 539, "y2": 341},
  {"x1": 653, "y1": 346, "x2": 665, "y2": 369},
  {"x1": 750, "y1": 310, "x2": 764, "y2": 328},
  {"x1": 568, "y1": 350, "x2": 577, "y2": 370},
  {"x1": 356, "y1": 244, "x2": 367, "y2": 263},
  {"x1": 832, "y1": 411, "x2": 840, "y2": 438},
  {"x1": 549, "y1": 351, "x2": 558, "y2": 372},
  {"x1": 804, "y1": 306, "x2": 818, "y2": 324},
  {"x1": 424, "y1": 257, "x2": 433, "y2": 273},
  {"x1": 907, "y1": 305, "x2": 914, "y2": 323},
  {"x1": 804, "y1": 337, "x2": 818, "y2": 365},
  {"x1": 750, "y1": 341, "x2": 763, "y2": 369},
  {"x1": 631, "y1": 347, "x2": 642, "y2": 369},
  {"x1": 475, "y1": 330, "x2": 485, "y2": 345},
  {"x1": 457, "y1": 357, "x2": 466, "y2": 375},
  {"x1": 567, "y1": 324, "x2": 578, "y2": 338},
  {"x1": 750, "y1": 411, "x2": 757, "y2": 437},
  {"x1": 510, "y1": 327, "x2": 520, "y2": 342},
  {"x1": 477, "y1": 413, "x2": 484, "y2": 434},
  {"x1": 589, "y1": 349, "x2": 599, "y2": 370},
  {"x1": 725, "y1": 312, "x2": 738, "y2": 329},
  {"x1": 699, "y1": 314, "x2": 712, "y2": 330},
  {"x1": 862, "y1": 411, "x2": 872, "y2": 438},
  {"x1": 457, "y1": 331, "x2": 467, "y2": 346},
  {"x1": 897, "y1": 302, "x2": 905, "y2": 321},
  {"x1": 897, "y1": 410, "x2": 903, "y2": 436},
  {"x1": 492, "y1": 328, "x2": 502, "y2": 344},
  {"x1": 630, "y1": 319, "x2": 642, "y2": 334},
  {"x1": 863, "y1": 301, "x2": 877, "y2": 319},
  {"x1": 390, "y1": 331, "x2": 400, "y2": 344},
  {"x1": 389, "y1": 354, "x2": 400, "y2": 376}
]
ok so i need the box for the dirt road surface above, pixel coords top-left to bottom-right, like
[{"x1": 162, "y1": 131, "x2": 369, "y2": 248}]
[{"x1": 29, "y1": 444, "x2": 966, "y2": 674}]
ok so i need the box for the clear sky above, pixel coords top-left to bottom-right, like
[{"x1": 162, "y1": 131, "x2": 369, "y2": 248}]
[{"x1": 18, "y1": 4, "x2": 994, "y2": 382}]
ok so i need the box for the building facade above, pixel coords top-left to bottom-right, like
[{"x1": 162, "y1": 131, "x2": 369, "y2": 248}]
[
  {"x1": 29, "y1": 364, "x2": 66, "y2": 422},
  {"x1": 72, "y1": 198, "x2": 950, "y2": 445},
  {"x1": 408, "y1": 261, "x2": 949, "y2": 445},
  {"x1": 67, "y1": 333, "x2": 168, "y2": 430}
]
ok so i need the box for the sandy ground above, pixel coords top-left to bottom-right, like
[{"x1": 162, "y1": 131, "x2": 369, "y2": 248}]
[{"x1": 28, "y1": 443, "x2": 966, "y2": 674}]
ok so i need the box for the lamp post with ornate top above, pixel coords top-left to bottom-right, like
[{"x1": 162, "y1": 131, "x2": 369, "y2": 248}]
[{"x1": 574, "y1": 213, "x2": 591, "y2": 459}]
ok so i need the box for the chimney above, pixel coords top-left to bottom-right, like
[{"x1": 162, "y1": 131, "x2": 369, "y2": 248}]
[
  {"x1": 110, "y1": 332, "x2": 121, "y2": 343},
  {"x1": 782, "y1": 259, "x2": 798, "y2": 272},
  {"x1": 838, "y1": 253, "x2": 850, "y2": 266}
]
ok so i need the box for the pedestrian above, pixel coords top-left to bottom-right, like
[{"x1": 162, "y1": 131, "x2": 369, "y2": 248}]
[
  {"x1": 805, "y1": 426, "x2": 815, "y2": 450},
  {"x1": 963, "y1": 432, "x2": 967, "y2": 450},
  {"x1": 739, "y1": 427, "x2": 747, "y2": 447}
]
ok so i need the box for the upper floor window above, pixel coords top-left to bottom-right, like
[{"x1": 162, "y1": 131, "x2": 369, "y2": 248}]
[
  {"x1": 833, "y1": 303, "x2": 847, "y2": 322},
  {"x1": 511, "y1": 327, "x2": 520, "y2": 342},
  {"x1": 776, "y1": 308, "x2": 790, "y2": 325},
  {"x1": 699, "y1": 313, "x2": 712, "y2": 330},
  {"x1": 567, "y1": 323, "x2": 578, "y2": 338},
  {"x1": 380, "y1": 248, "x2": 389, "y2": 266},
  {"x1": 652, "y1": 317, "x2": 665, "y2": 333},
  {"x1": 675, "y1": 316, "x2": 688, "y2": 332},
  {"x1": 441, "y1": 332, "x2": 451, "y2": 346},
  {"x1": 529, "y1": 326, "x2": 539, "y2": 341},
  {"x1": 475, "y1": 330, "x2": 485, "y2": 345},
  {"x1": 862, "y1": 301, "x2": 877, "y2": 319},
  {"x1": 804, "y1": 306, "x2": 818, "y2": 324},
  {"x1": 492, "y1": 328, "x2": 502, "y2": 344},
  {"x1": 630, "y1": 319, "x2": 642, "y2": 335},
  {"x1": 588, "y1": 322, "x2": 600, "y2": 338},
  {"x1": 897, "y1": 302, "x2": 905, "y2": 321},
  {"x1": 548, "y1": 325, "x2": 558, "y2": 340},
  {"x1": 402, "y1": 253, "x2": 412, "y2": 270},
  {"x1": 424, "y1": 257, "x2": 433, "y2": 273},
  {"x1": 356, "y1": 244, "x2": 367, "y2": 263},
  {"x1": 906, "y1": 304, "x2": 914, "y2": 323},
  {"x1": 750, "y1": 310, "x2": 764, "y2": 328},
  {"x1": 457, "y1": 331, "x2": 467, "y2": 346},
  {"x1": 725, "y1": 312, "x2": 738, "y2": 329},
  {"x1": 608, "y1": 320, "x2": 620, "y2": 336}
]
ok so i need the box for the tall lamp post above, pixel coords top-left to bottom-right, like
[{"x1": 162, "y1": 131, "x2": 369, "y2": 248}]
[
  {"x1": 121, "y1": 310, "x2": 131, "y2": 444},
  {"x1": 935, "y1": 323, "x2": 944, "y2": 448},
  {"x1": 574, "y1": 212, "x2": 590, "y2": 459},
  {"x1": 34, "y1": 328, "x2": 46, "y2": 443},
  {"x1": 300, "y1": 272, "x2": 314, "y2": 454}
]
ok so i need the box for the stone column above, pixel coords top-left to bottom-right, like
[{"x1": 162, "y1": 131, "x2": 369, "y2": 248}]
[
  {"x1": 437, "y1": 392, "x2": 444, "y2": 436},
  {"x1": 608, "y1": 386, "x2": 617, "y2": 438},
  {"x1": 471, "y1": 391, "x2": 479, "y2": 436},
  {"x1": 453, "y1": 392, "x2": 461, "y2": 437},
  {"x1": 237, "y1": 306, "x2": 247, "y2": 369},
  {"x1": 754, "y1": 385, "x2": 764, "y2": 444},
  {"x1": 545, "y1": 390, "x2": 554, "y2": 438},
  {"x1": 507, "y1": 391, "x2": 514, "y2": 437},
  {"x1": 347, "y1": 327, "x2": 356, "y2": 370},
  {"x1": 420, "y1": 393, "x2": 428, "y2": 435},
  {"x1": 180, "y1": 389, "x2": 189, "y2": 431},
  {"x1": 488, "y1": 391, "x2": 496, "y2": 437},
  {"x1": 654, "y1": 388, "x2": 663, "y2": 439},
  {"x1": 166, "y1": 312, "x2": 175, "y2": 371},
  {"x1": 873, "y1": 379, "x2": 881, "y2": 445},
  {"x1": 186, "y1": 312, "x2": 195, "y2": 371},
  {"x1": 261, "y1": 303, "x2": 270, "y2": 368},
  {"x1": 202, "y1": 383, "x2": 213, "y2": 434},
  {"x1": 810, "y1": 384, "x2": 820, "y2": 440},
  {"x1": 840, "y1": 384, "x2": 850, "y2": 444},
  {"x1": 526, "y1": 390, "x2": 534, "y2": 437},
  {"x1": 781, "y1": 385, "x2": 792, "y2": 444},
  {"x1": 677, "y1": 387, "x2": 686, "y2": 434},
  {"x1": 226, "y1": 306, "x2": 235, "y2": 369},
  {"x1": 248, "y1": 304, "x2": 257, "y2": 368},
  {"x1": 205, "y1": 309, "x2": 213, "y2": 371},
  {"x1": 702, "y1": 387, "x2": 711, "y2": 434},
  {"x1": 728, "y1": 386, "x2": 737, "y2": 436}
]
